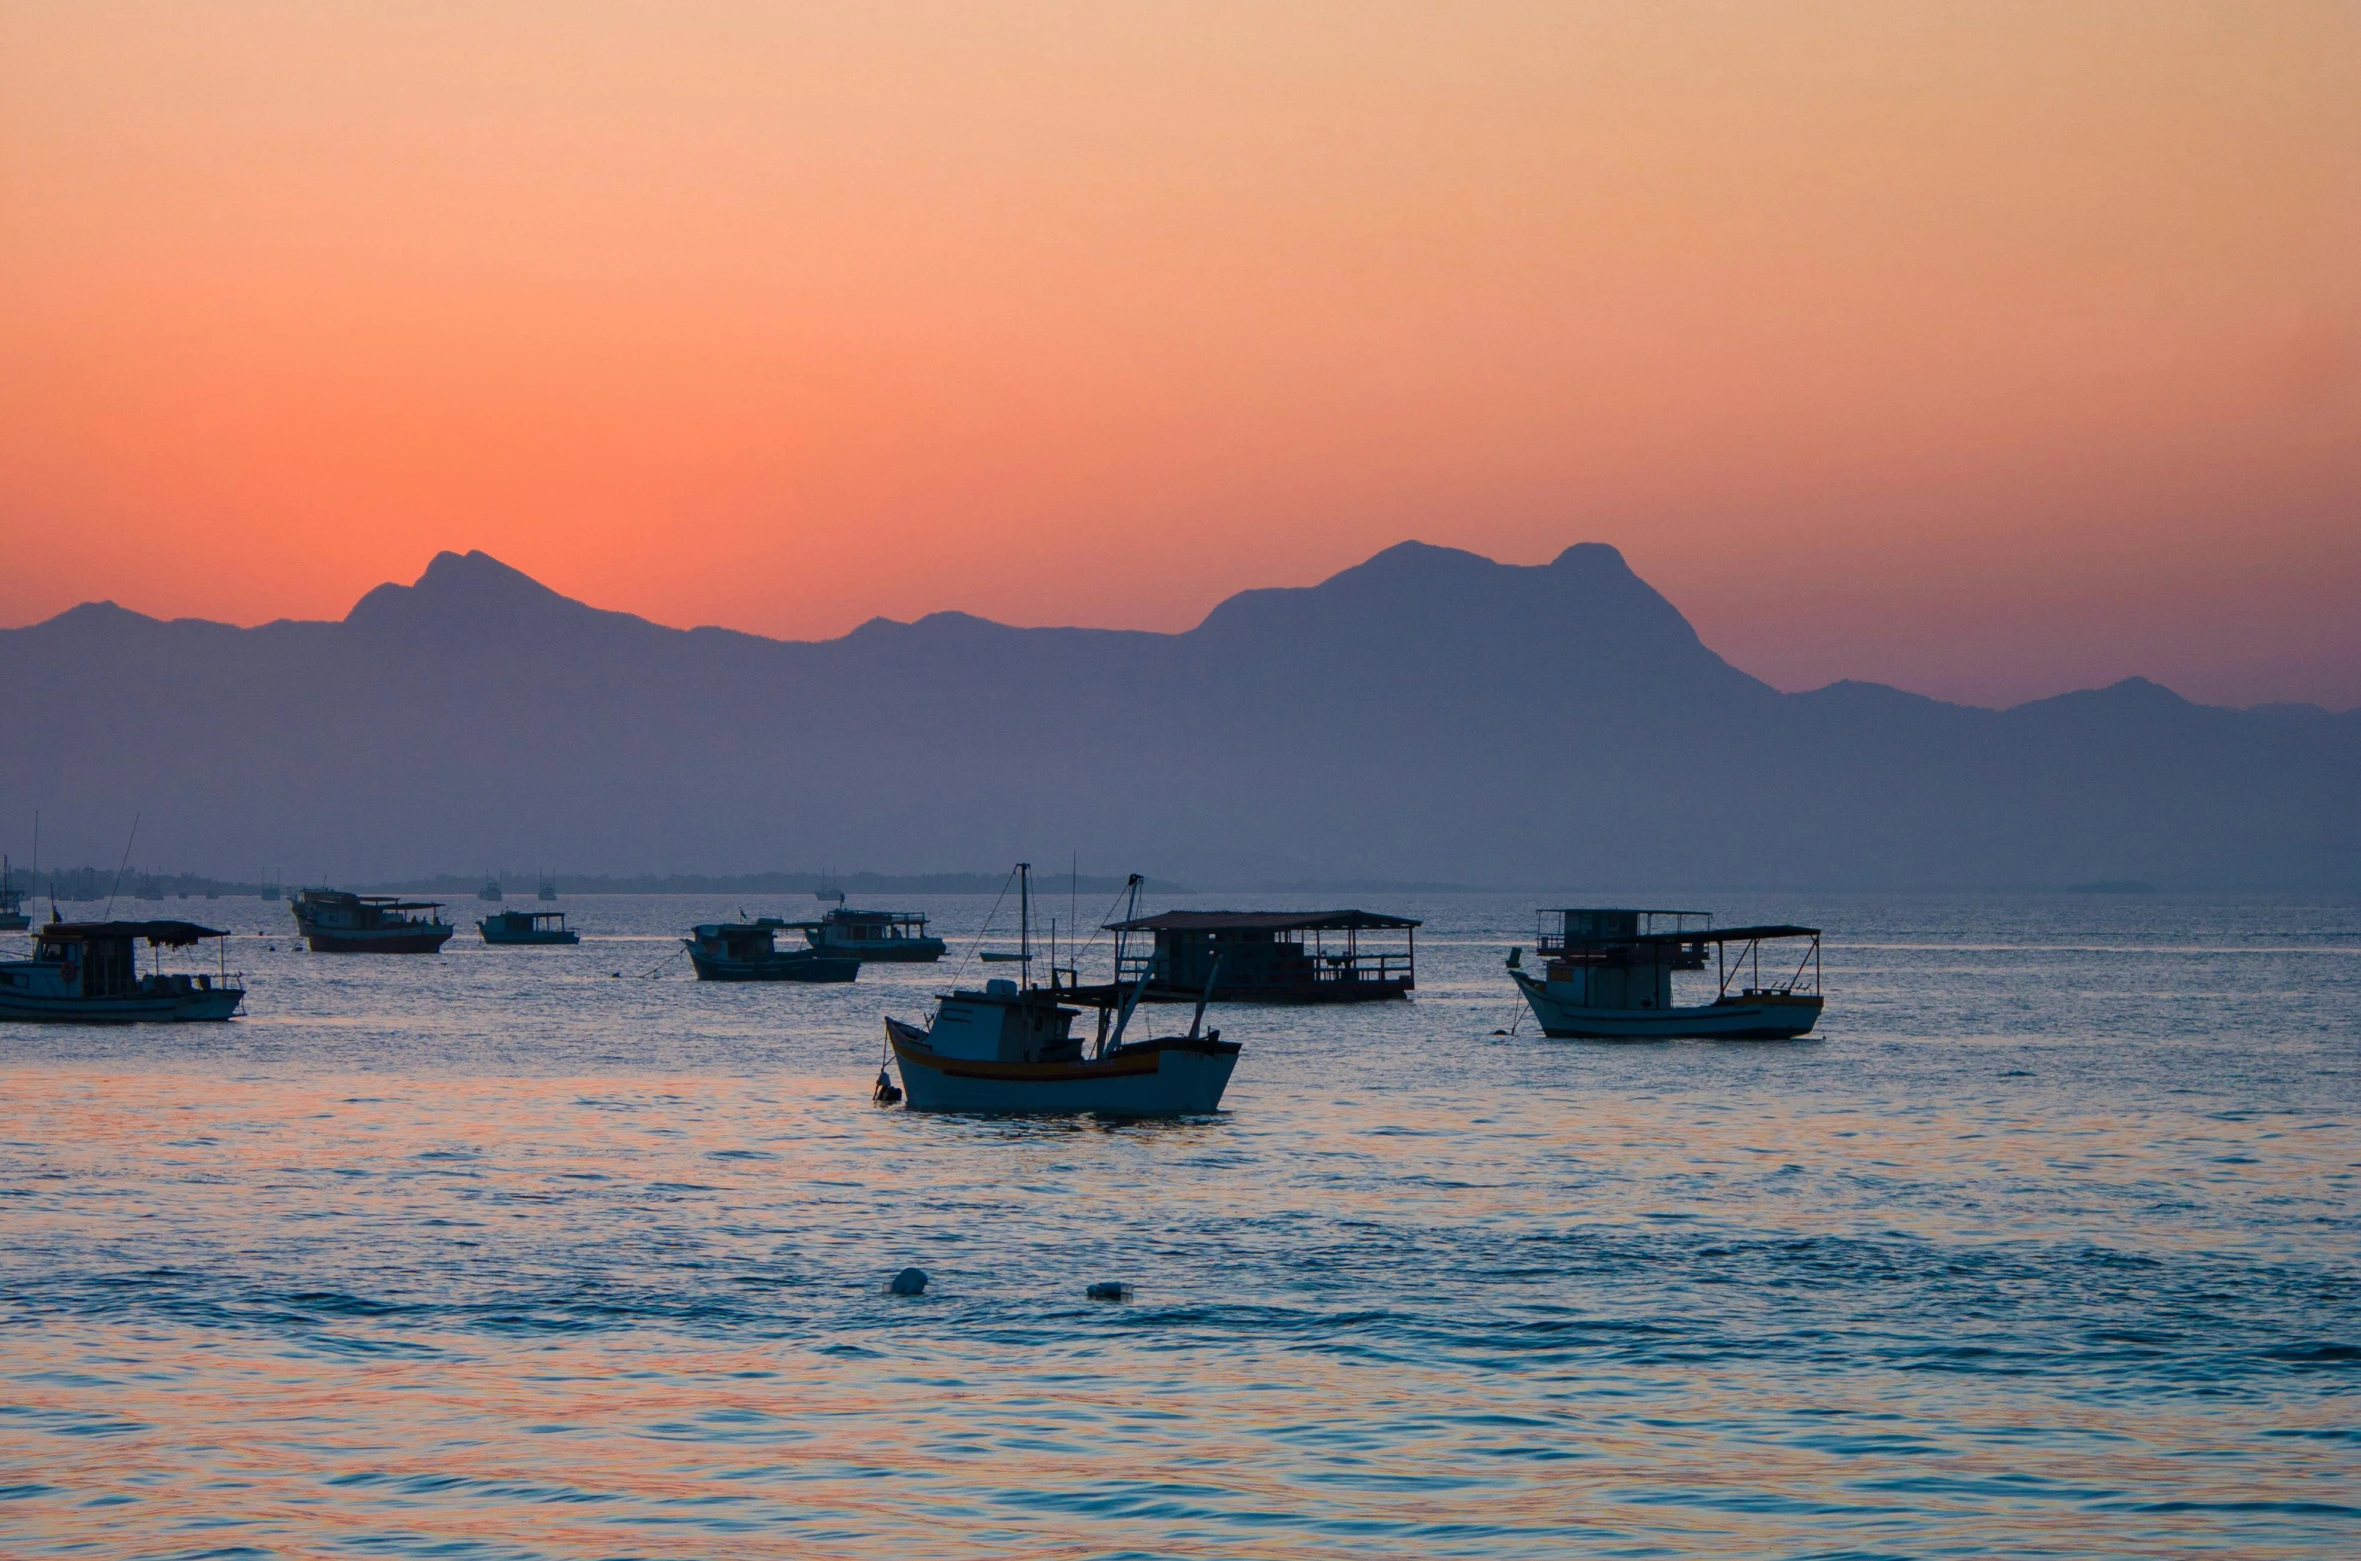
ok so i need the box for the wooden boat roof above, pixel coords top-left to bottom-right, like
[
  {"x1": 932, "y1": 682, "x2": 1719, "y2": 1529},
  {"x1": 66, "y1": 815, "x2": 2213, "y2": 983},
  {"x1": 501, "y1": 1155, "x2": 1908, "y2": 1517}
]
[
  {"x1": 1105, "y1": 910, "x2": 1422, "y2": 932},
  {"x1": 1567, "y1": 922, "x2": 1820, "y2": 945},
  {"x1": 300, "y1": 890, "x2": 444, "y2": 910},
  {"x1": 36, "y1": 919, "x2": 227, "y2": 945}
]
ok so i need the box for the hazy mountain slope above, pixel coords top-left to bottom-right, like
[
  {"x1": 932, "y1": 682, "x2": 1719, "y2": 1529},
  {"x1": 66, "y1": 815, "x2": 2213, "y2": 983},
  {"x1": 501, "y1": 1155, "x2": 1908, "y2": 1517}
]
[{"x1": 2, "y1": 545, "x2": 2352, "y2": 889}]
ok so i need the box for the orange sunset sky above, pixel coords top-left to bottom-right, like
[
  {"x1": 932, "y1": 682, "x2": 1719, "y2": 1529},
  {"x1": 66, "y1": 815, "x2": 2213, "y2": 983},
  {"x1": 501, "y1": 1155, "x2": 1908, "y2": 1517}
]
[{"x1": 3, "y1": 1, "x2": 2356, "y2": 708}]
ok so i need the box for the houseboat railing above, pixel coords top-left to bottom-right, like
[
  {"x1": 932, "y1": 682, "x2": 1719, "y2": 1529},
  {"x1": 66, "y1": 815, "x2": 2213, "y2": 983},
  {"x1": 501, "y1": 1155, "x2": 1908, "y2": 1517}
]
[{"x1": 1115, "y1": 951, "x2": 1414, "y2": 986}]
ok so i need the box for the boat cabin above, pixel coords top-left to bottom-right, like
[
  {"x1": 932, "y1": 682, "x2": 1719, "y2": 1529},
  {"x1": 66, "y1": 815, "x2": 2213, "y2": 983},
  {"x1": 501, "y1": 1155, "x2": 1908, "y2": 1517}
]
[
  {"x1": 21, "y1": 920, "x2": 236, "y2": 1000},
  {"x1": 923, "y1": 978, "x2": 1086, "y2": 1062},
  {"x1": 1102, "y1": 909, "x2": 1420, "y2": 1003},
  {"x1": 1532, "y1": 907, "x2": 1820, "y2": 1010},
  {"x1": 479, "y1": 909, "x2": 577, "y2": 944},
  {"x1": 690, "y1": 920, "x2": 785, "y2": 961},
  {"x1": 795, "y1": 907, "x2": 945, "y2": 959}
]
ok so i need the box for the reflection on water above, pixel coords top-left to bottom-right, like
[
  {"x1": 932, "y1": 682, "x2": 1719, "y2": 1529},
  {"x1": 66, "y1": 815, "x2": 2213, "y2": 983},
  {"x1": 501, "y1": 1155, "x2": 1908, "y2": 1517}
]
[{"x1": 1, "y1": 892, "x2": 2355, "y2": 1557}]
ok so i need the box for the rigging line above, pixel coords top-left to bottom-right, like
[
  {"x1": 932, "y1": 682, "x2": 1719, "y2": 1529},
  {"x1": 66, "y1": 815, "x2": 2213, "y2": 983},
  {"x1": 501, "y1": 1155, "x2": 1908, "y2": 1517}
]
[
  {"x1": 1068, "y1": 878, "x2": 1139, "y2": 966},
  {"x1": 946, "y1": 866, "x2": 1016, "y2": 990},
  {"x1": 103, "y1": 813, "x2": 141, "y2": 921}
]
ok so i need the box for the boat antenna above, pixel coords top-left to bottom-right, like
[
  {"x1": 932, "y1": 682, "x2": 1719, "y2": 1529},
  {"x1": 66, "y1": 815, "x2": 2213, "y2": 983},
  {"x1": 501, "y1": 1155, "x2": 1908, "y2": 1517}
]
[
  {"x1": 103, "y1": 813, "x2": 140, "y2": 920},
  {"x1": 1017, "y1": 862, "x2": 1031, "y2": 989}
]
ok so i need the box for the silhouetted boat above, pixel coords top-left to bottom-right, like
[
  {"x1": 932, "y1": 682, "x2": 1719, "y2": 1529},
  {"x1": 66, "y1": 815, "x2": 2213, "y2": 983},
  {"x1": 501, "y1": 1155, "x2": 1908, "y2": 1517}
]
[
  {"x1": 537, "y1": 874, "x2": 558, "y2": 902},
  {"x1": 0, "y1": 857, "x2": 25, "y2": 932},
  {"x1": 479, "y1": 876, "x2": 503, "y2": 902},
  {"x1": 885, "y1": 865, "x2": 1240, "y2": 1114},
  {"x1": 815, "y1": 873, "x2": 846, "y2": 904},
  {"x1": 291, "y1": 890, "x2": 454, "y2": 954},
  {"x1": 685, "y1": 920, "x2": 858, "y2": 982},
  {"x1": 792, "y1": 907, "x2": 945, "y2": 962},
  {"x1": 1508, "y1": 908, "x2": 1822, "y2": 1039},
  {"x1": 478, "y1": 909, "x2": 578, "y2": 945},
  {"x1": 0, "y1": 918, "x2": 244, "y2": 1022},
  {"x1": 1063, "y1": 906, "x2": 1419, "y2": 1005}
]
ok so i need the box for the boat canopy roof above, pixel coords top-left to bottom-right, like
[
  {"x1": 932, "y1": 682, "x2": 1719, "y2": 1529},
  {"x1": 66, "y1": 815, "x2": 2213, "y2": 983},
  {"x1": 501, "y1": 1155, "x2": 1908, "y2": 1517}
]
[
  {"x1": 1105, "y1": 909, "x2": 1422, "y2": 933},
  {"x1": 302, "y1": 890, "x2": 445, "y2": 910},
  {"x1": 36, "y1": 919, "x2": 228, "y2": 945},
  {"x1": 1566, "y1": 922, "x2": 1820, "y2": 945},
  {"x1": 1540, "y1": 906, "x2": 1712, "y2": 916}
]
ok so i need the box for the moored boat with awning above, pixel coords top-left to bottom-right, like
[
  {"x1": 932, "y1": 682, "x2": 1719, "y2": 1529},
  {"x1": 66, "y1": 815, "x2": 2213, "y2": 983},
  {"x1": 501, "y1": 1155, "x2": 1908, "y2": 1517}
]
[
  {"x1": 0, "y1": 919, "x2": 244, "y2": 1022},
  {"x1": 1508, "y1": 908, "x2": 1823, "y2": 1040}
]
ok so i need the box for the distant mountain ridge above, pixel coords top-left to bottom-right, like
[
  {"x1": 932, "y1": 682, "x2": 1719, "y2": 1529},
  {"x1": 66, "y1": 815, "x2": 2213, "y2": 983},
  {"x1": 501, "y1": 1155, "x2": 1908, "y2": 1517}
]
[{"x1": 3, "y1": 543, "x2": 2353, "y2": 889}]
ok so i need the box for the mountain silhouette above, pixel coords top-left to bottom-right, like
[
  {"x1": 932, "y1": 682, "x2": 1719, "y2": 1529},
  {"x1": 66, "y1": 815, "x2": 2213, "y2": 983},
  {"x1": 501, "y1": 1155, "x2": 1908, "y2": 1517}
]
[{"x1": 2, "y1": 543, "x2": 2353, "y2": 888}]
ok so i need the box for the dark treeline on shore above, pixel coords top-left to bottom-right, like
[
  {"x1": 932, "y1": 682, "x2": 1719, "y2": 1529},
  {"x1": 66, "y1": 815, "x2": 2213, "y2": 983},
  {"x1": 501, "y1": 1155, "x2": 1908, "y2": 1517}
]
[
  {"x1": 9, "y1": 868, "x2": 1194, "y2": 901},
  {"x1": 4, "y1": 867, "x2": 282, "y2": 902}
]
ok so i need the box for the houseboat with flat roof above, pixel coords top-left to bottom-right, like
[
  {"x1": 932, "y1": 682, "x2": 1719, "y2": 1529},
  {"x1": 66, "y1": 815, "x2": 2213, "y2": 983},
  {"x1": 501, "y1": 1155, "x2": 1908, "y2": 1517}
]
[
  {"x1": 478, "y1": 909, "x2": 579, "y2": 945},
  {"x1": 885, "y1": 864, "x2": 1240, "y2": 1114},
  {"x1": 0, "y1": 919, "x2": 244, "y2": 1022},
  {"x1": 1065, "y1": 908, "x2": 1419, "y2": 1004},
  {"x1": 290, "y1": 890, "x2": 454, "y2": 954},
  {"x1": 1508, "y1": 908, "x2": 1822, "y2": 1039},
  {"x1": 791, "y1": 907, "x2": 946, "y2": 962},
  {"x1": 685, "y1": 920, "x2": 859, "y2": 982}
]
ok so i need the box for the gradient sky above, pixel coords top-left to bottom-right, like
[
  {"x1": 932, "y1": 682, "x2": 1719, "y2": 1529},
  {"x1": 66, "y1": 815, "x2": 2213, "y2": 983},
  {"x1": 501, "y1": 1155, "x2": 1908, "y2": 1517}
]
[{"x1": 3, "y1": 1, "x2": 2356, "y2": 708}]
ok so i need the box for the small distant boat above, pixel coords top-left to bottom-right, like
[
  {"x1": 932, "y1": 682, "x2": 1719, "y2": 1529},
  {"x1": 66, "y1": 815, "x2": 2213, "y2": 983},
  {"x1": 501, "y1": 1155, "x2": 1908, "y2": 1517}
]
[
  {"x1": 479, "y1": 876, "x2": 503, "y2": 902},
  {"x1": 885, "y1": 864, "x2": 1241, "y2": 1115},
  {"x1": 792, "y1": 907, "x2": 946, "y2": 962},
  {"x1": 0, "y1": 918, "x2": 244, "y2": 1022},
  {"x1": 814, "y1": 873, "x2": 847, "y2": 904},
  {"x1": 537, "y1": 874, "x2": 558, "y2": 903},
  {"x1": 478, "y1": 909, "x2": 579, "y2": 945},
  {"x1": 0, "y1": 857, "x2": 26, "y2": 932},
  {"x1": 1508, "y1": 908, "x2": 1823, "y2": 1040},
  {"x1": 291, "y1": 890, "x2": 454, "y2": 954},
  {"x1": 684, "y1": 920, "x2": 858, "y2": 982}
]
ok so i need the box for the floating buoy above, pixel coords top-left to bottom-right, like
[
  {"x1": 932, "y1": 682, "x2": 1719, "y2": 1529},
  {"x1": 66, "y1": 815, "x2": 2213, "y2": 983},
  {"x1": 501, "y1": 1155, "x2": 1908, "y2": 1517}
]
[
  {"x1": 872, "y1": 1067, "x2": 903, "y2": 1106},
  {"x1": 889, "y1": 1267, "x2": 928, "y2": 1296},
  {"x1": 1085, "y1": 1282, "x2": 1130, "y2": 1302}
]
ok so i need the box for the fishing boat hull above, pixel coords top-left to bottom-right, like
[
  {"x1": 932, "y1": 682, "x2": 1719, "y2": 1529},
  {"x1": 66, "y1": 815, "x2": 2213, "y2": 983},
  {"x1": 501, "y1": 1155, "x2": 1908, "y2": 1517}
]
[
  {"x1": 478, "y1": 928, "x2": 579, "y2": 945},
  {"x1": 0, "y1": 985, "x2": 244, "y2": 1024},
  {"x1": 886, "y1": 1017, "x2": 1239, "y2": 1115},
  {"x1": 1511, "y1": 971, "x2": 1820, "y2": 1039},
  {"x1": 0, "y1": 913, "x2": 28, "y2": 932},
  {"x1": 688, "y1": 948, "x2": 859, "y2": 982}
]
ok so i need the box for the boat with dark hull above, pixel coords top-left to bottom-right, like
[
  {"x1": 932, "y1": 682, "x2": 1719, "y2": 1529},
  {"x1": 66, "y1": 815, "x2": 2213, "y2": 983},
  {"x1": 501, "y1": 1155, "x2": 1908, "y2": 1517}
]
[
  {"x1": 291, "y1": 890, "x2": 454, "y2": 954},
  {"x1": 685, "y1": 920, "x2": 859, "y2": 982},
  {"x1": 1509, "y1": 908, "x2": 1823, "y2": 1040},
  {"x1": 479, "y1": 909, "x2": 579, "y2": 945},
  {"x1": 885, "y1": 865, "x2": 1241, "y2": 1115},
  {"x1": 0, "y1": 857, "x2": 25, "y2": 932},
  {"x1": 791, "y1": 907, "x2": 946, "y2": 962},
  {"x1": 0, "y1": 919, "x2": 244, "y2": 1022}
]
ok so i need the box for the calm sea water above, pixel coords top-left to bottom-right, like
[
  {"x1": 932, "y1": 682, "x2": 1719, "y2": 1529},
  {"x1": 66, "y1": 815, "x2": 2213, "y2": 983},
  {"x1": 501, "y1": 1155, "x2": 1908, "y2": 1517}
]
[{"x1": 1, "y1": 890, "x2": 2355, "y2": 1559}]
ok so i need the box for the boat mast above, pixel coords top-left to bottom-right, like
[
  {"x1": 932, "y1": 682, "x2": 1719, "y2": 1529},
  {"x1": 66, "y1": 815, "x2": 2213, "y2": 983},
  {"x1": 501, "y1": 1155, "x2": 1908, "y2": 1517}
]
[{"x1": 1017, "y1": 862, "x2": 1031, "y2": 990}]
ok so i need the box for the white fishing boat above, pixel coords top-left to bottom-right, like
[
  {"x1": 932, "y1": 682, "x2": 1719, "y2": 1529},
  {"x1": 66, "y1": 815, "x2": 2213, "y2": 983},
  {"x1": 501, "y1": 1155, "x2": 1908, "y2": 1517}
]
[
  {"x1": 1508, "y1": 908, "x2": 1823, "y2": 1040},
  {"x1": 884, "y1": 866, "x2": 1241, "y2": 1115},
  {"x1": 0, "y1": 918, "x2": 244, "y2": 1023},
  {"x1": 792, "y1": 906, "x2": 946, "y2": 962}
]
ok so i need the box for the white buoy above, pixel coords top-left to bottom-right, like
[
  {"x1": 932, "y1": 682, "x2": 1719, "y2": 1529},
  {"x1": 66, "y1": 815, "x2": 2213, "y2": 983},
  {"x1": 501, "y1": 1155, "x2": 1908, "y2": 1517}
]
[{"x1": 889, "y1": 1267, "x2": 928, "y2": 1296}]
